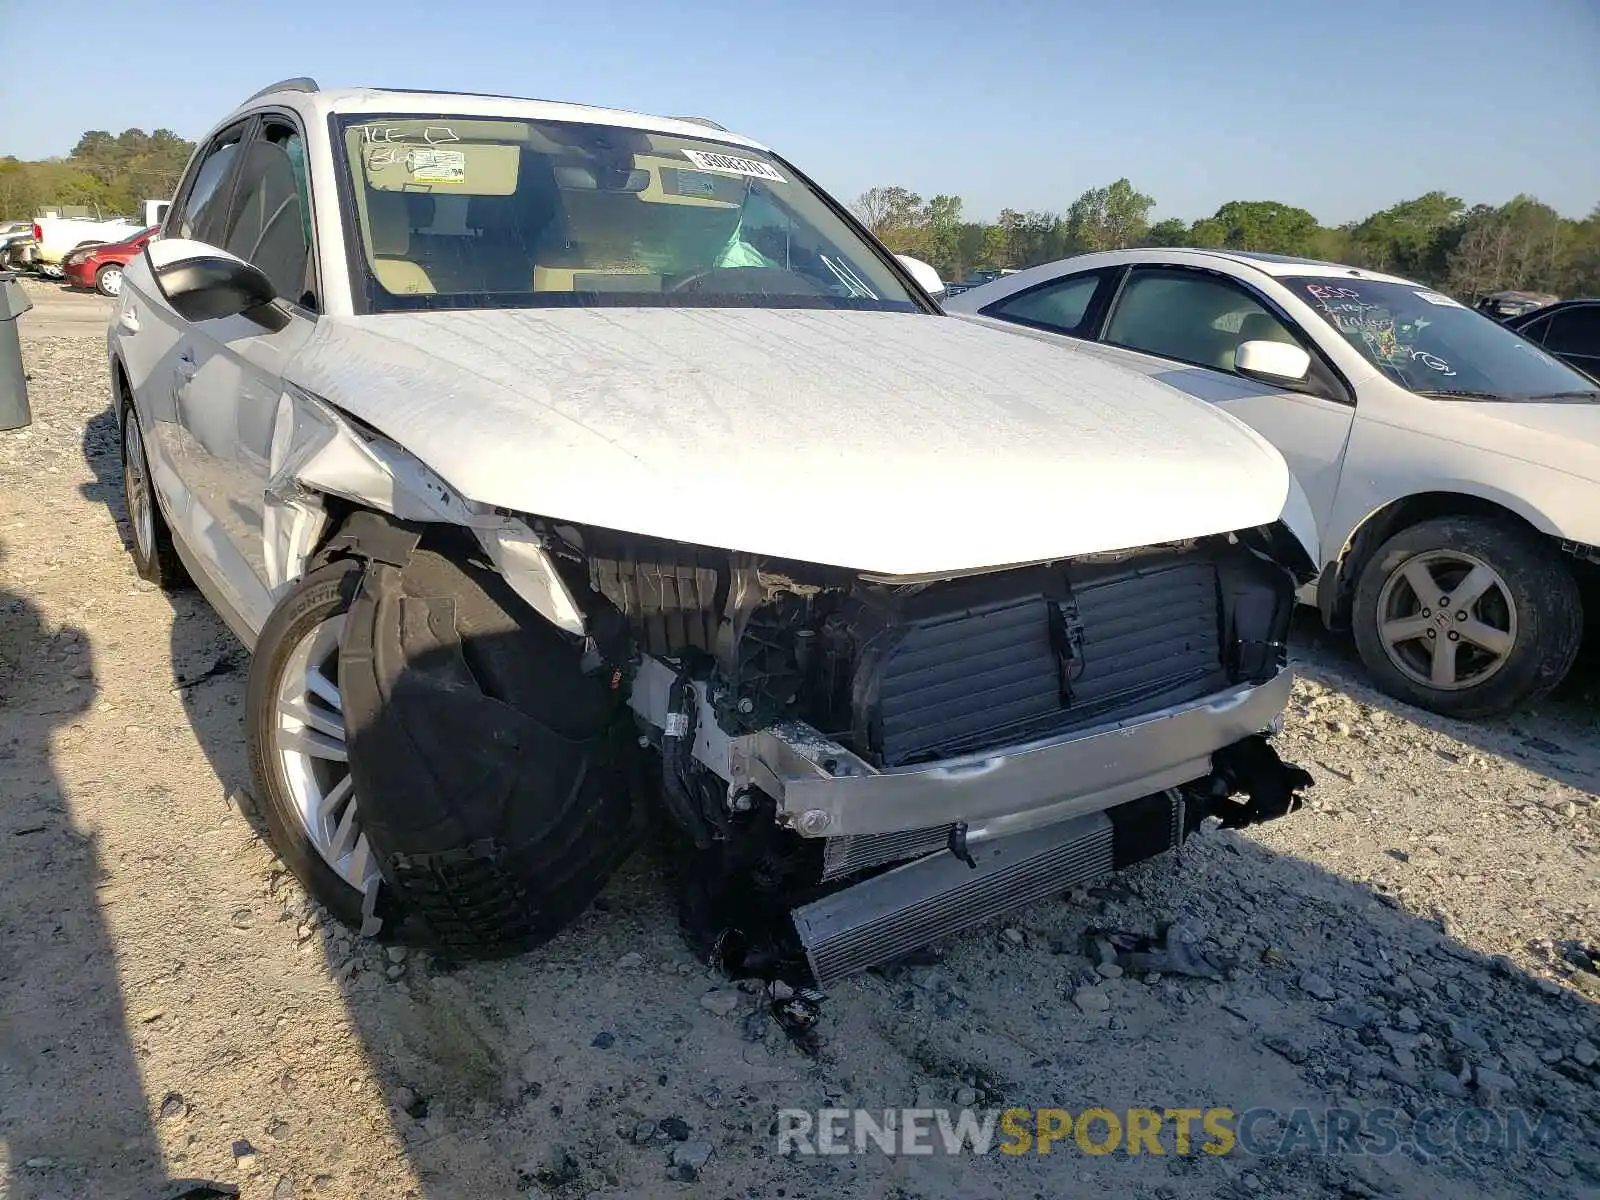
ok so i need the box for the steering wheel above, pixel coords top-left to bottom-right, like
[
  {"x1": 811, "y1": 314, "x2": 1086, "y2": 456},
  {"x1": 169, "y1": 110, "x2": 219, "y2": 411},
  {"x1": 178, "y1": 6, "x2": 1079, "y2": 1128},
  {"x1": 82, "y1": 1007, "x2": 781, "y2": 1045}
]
[{"x1": 666, "y1": 266, "x2": 824, "y2": 296}]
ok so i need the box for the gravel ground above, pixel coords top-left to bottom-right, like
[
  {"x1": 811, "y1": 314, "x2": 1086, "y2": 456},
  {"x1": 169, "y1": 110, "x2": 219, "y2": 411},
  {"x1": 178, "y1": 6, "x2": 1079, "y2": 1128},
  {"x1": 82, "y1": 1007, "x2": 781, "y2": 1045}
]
[{"x1": 3, "y1": 278, "x2": 1598, "y2": 1200}]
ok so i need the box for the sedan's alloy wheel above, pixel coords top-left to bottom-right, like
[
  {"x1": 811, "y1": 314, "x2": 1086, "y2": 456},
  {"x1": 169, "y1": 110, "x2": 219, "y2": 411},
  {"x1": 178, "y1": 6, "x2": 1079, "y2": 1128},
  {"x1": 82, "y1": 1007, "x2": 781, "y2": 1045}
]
[{"x1": 1375, "y1": 549, "x2": 1516, "y2": 691}]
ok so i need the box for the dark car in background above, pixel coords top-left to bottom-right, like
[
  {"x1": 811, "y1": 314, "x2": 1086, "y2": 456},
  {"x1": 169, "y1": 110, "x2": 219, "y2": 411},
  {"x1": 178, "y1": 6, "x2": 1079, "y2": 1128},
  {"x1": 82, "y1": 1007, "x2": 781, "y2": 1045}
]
[
  {"x1": 943, "y1": 267, "x2": 1017, "y2": 298},
  {"x1": 1476, "y1": 289, "x2": 1559, "y2": 322},
  {"x1": 62, "y1": 226, "x2": 157, "y2": 297},
  {"x1": 1506, "y1": 299, "x2": 1600, "y2": 381}
]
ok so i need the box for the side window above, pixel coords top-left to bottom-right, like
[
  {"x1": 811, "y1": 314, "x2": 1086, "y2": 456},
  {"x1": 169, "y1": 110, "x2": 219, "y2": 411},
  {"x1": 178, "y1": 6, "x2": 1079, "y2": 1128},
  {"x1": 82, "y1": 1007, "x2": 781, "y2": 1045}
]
[
  {"x1": 222, "y1": 121, "x2": 315, "y2": 309},
  {"x1": 170, "y1": 129, "x2": 245, "y2": 245},
  {"x1": 1514, "y1": 314, "x2": 1551, "y2": 345},
  {"x1": 984, "y1": 273, "x2": 1105, "y2": 337},
  {"x1": 1105, "y1": 268, "x2": 1304, "y2": 373},
  {"x1": 1542, "y1": 307, "x2": 1600, "y2": 355}
]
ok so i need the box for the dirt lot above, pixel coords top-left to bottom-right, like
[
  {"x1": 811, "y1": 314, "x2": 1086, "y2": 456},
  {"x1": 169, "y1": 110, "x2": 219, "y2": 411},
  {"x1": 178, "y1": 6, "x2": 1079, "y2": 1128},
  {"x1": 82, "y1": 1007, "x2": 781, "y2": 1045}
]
[{"x1": 2, "y1": 278, "x2": 1598, "y2": 1200}]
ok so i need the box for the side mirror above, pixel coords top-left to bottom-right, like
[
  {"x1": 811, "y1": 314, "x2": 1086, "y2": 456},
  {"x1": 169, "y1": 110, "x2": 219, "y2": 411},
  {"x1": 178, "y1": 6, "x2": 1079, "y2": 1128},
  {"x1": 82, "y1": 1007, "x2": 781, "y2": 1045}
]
[
  {"x1": 1236, "y1": 339, "x2": 1312, "y2": 386},
  {"x1": 894, "y1": 254, "x2": 945, "y2": 298},
  {"x1": 145, "y1": 237, "x2": 283, "y2": 328}
]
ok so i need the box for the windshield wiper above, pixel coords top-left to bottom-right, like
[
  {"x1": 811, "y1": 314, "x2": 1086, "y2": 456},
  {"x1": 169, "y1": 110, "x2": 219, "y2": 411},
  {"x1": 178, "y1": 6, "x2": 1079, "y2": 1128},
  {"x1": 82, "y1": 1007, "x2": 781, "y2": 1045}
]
[
  {"x1": 1522, "y1": 389, "x2": 1600, "y2": 401},
  {"x1": 1410, "y1": 389, "x2": 1509, "y2": 401}
]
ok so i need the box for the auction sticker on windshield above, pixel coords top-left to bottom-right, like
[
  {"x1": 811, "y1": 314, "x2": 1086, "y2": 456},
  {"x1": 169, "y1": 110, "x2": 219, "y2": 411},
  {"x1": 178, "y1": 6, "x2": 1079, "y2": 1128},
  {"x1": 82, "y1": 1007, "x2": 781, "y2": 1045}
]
[
  {"x1": 1413, "y1": 290, "x2": 1465, "y2": 308},
  {"x1": 409, "y1": 148, "x2": 466, "y2": 183},
  {"x1": 681, "y1": 148, "x2": 786, "y2": 182}
]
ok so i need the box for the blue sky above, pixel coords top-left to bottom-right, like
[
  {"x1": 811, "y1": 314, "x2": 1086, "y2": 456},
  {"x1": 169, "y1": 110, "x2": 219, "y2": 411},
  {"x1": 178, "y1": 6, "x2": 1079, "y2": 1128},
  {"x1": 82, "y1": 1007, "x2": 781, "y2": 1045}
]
[{"x1": 2, "y1": 0, "x2": 1596, "y2": 225}]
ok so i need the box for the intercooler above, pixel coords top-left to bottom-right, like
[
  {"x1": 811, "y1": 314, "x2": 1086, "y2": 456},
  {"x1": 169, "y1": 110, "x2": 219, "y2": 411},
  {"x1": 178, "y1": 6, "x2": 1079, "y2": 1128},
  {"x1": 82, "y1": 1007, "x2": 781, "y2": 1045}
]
[{"x1": 794, "y1": 791, "x2": 1186, "y2": 986}]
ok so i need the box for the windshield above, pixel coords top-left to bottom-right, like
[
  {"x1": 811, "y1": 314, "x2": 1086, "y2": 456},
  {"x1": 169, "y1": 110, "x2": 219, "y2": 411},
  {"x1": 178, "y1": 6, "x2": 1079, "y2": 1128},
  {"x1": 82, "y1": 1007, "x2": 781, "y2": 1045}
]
[
  {"x1": 1286, "y1": 277, "x2": 1596, "y2": 400},
  {"x1": 333, "y1": 115, "x2": 918, "y2": 313}
]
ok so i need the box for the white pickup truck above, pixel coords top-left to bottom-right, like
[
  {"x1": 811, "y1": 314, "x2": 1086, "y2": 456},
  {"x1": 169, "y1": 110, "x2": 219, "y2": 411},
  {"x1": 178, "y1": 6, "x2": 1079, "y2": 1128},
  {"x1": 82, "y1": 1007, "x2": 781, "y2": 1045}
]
[{"x1": 31, "y1": 200, "x2": 169, "y2": 274}]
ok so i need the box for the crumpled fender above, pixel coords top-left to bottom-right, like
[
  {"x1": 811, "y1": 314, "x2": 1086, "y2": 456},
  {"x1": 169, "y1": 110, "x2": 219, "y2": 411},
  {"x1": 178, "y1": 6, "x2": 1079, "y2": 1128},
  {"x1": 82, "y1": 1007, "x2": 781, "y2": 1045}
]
[
  {"x1": 264, "y1": 385, "x2": 585, "y2": 635},
  {"x1": 334, "y1": 520, "x2": 635, "y2": 952}
]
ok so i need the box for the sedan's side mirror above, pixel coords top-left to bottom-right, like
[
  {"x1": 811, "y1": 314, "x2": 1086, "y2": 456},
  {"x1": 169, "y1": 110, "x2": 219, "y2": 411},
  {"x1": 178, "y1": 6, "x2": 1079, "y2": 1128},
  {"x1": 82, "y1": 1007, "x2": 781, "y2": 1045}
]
[
  {"x1": 145, "y1": 237, "x2": 284, "y2": 329},
  {"x1": 895, "y1": 254, "x2": 946, "y2": 298},
  {"x1": 1236, "y1": 339, "x2": 1312, "y2": 386}
]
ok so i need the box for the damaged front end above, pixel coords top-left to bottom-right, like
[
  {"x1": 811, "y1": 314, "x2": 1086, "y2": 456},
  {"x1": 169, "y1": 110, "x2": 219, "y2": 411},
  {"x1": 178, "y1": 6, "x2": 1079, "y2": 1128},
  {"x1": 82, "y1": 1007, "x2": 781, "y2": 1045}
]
[
  {"x1": 542, "y1": 522, "x2": 1315, "y2": 987},
  {"x1": 267, "y1": 387, "x2": 1312, "y2": 987}
]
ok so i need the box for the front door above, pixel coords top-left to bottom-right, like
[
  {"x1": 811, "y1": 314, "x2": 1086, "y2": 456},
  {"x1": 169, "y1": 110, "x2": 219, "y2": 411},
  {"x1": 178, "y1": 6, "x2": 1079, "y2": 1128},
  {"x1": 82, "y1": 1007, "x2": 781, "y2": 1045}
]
[
  {"x1": 169, "y1": 115, "x2": 320, "y2": 627},
  {"x1": 1084, "y1": 266, "x2": 1357, "y2": 554}
]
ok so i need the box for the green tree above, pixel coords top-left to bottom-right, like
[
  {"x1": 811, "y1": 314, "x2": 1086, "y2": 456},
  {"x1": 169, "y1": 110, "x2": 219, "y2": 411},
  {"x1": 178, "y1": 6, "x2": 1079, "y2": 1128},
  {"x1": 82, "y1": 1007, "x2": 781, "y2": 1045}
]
[
  {"x1": 1144, "y1": 217, "x2": 1189, "y2": 246},
  {"x1": 997, "y1": 208, "x2": 1063, "y2": 268},
  {"x1": 1445, "y1": 196, "x2": 1570, "y2": 299},
  {"x1": 0, "y1": 127, "x2": 195, "y2": 221},
  {"x1": 980, "y1": 223, "x2": 1009, "y2": 269},
  {"x1": 1566, "y1": 203, "x2": 1600, "y2": 295},
  {"x1": 1346, "y1": 191, "x2": 1464, "y2": 281},
  {"x1": 1201, "y1": 200, "x2": 1323, "y2": 256},
  {"x1": 853, "y1": 186, "x2": 924, "y2": 239},
  {"x1": 1064, "y1": 178, "x2": 1154, "y2": 251},
  {"x1": 923, "y1": 194, "x2": 964, "y2": 277}
]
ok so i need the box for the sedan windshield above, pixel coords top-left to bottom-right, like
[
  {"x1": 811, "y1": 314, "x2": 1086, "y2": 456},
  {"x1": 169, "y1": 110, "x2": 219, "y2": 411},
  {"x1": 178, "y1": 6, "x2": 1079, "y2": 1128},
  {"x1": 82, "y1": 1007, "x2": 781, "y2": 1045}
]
[
  {"x1": 1285, "y1": 277, "x2": 1597, "y2": 401},
  {"x1": 333, "y1": 115, "x2": 918, "y2": 313}
]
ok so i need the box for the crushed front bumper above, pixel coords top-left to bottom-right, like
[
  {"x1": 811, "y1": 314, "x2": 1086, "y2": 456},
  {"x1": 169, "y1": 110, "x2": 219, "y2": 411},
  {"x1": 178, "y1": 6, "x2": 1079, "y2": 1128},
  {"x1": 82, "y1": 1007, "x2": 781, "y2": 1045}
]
[{"x1": 728, "y1": 669, "x2": 1293, "y2": 842}]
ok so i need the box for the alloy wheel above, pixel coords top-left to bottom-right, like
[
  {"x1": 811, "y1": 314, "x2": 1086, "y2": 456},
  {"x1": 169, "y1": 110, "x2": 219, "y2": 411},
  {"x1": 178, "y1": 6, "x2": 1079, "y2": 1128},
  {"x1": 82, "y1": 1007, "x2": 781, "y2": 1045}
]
[
  {"x1": 1375, "y1": 550, "x2": 1517, "y2": 691},
  {"x1": 273, "y1": 614, "x2": 380, "y2": 896},
  {"x1": 122, "y1": 415, "x2": 155, "y2": 563}
]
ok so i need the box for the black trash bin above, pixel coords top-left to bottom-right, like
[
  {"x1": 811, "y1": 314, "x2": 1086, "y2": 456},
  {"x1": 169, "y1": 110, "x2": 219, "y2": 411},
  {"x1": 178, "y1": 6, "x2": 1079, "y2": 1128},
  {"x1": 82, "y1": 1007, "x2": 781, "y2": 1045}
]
[{"x1": 0, "y1": 270, "x2": 33, "y2": 431}]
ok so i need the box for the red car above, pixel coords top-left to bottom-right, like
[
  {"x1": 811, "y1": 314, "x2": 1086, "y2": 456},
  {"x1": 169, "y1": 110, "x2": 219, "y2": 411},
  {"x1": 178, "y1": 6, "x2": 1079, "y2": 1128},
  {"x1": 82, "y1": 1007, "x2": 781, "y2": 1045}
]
[{"x1": 62, "y1": 226, "x2": 157, "y2": 297}]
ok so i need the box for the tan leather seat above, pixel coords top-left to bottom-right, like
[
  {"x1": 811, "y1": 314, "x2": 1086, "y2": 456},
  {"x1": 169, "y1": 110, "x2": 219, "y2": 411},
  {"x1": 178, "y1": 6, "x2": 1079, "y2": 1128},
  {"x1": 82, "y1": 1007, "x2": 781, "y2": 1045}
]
[{"x1": 365, "y1": 191, "x2": 434, "y2": 295}]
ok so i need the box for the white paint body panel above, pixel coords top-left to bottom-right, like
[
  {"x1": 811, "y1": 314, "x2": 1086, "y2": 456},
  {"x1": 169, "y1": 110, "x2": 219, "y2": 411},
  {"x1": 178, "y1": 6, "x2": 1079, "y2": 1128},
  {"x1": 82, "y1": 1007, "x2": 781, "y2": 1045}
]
[
  {"x1": 286, "y1": 306, "x2": 1298, "y2": 577},
  {"x1": 946, "y1": 250, "x2": 1600, "y2": 586}
]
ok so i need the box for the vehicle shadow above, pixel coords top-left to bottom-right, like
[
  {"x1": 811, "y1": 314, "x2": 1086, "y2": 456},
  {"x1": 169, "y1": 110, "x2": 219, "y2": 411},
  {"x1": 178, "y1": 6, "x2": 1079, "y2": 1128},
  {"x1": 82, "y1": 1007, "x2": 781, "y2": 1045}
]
[
  {"x1": 0, "y1": 539, "x2": 169, "y2": 1198},
  {"x1": 1289, "y1": 608, "x2": 1600, "y2": 802}
]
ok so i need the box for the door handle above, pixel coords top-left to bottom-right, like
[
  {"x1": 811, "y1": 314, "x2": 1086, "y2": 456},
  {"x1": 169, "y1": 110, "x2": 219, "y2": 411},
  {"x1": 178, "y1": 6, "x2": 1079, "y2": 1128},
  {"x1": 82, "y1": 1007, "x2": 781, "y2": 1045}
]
[
  {"x1": 176, "y1": 349, "x2": 197, "y2": 382},
  {"x1": 118, "y1": 303, "x2": 139, "y2": 333}
]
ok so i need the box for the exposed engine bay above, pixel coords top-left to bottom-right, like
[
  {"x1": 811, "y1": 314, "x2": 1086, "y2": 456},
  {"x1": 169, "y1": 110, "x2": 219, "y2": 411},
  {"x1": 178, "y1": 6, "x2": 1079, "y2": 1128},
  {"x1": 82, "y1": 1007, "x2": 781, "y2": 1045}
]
[
  {"x1": 571, "y1": 525, "x2": 1296, "y2": 762},
  {"x1": 499, "y1": 518, "x2": 1316, "y2": 984}
]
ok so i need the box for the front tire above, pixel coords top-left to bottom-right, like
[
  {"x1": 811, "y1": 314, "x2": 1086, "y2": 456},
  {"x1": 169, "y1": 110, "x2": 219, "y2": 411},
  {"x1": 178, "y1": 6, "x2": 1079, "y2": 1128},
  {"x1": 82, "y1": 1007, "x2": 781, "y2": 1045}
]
[
  {"x1": 95, "y1": 263, "x2": 123, "y2": 297},
  {"x1": 337, "y1": 542, "x2": 645, "y2": 957},
  {"x1": 1351, "y1": 516, "x2": 1582, "y2": 718},
  {"x1": 245, "y1": 560, "x2": 386, "y2": 934},
  {"x1": 120, "y1": 401, "x2": 187, "y2": 588}
]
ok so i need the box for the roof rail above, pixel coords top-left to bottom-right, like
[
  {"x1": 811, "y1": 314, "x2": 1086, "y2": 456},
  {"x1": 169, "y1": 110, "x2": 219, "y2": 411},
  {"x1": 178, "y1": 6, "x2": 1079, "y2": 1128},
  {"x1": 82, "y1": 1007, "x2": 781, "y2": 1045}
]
[
  {"x1": 672, "y1": 116, "x2": 728, "y2": 131},
  {"x1": 243, "y1": 77, "x2": 320, "y2": 104}
]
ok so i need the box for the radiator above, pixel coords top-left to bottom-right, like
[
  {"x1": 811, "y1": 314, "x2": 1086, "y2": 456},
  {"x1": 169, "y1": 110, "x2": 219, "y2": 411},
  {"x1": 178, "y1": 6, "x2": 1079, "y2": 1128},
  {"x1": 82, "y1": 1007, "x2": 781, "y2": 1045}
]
[{"x1": 872, "y1": 561, "x2": 1227, "y2": 766}]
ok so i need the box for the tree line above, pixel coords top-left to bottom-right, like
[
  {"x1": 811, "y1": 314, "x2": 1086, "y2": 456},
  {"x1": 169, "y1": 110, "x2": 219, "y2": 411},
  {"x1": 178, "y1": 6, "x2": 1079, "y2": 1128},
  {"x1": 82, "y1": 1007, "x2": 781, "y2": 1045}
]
[
  {"x1": 853, "y1": 181, "x2": 1600, "y2": 302},
  {"x1": 0, "y1": 129, "x2": 195, "y2": 225}
]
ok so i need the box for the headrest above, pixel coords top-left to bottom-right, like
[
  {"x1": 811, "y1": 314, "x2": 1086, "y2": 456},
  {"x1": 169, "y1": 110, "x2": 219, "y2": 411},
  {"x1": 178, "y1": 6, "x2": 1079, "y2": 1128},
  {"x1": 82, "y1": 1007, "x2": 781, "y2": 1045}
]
[
  {"x1": 403, "y1": 192, "x2": 435, "y2": 228},
  {"x1": 1238, "y1": 312, "x2": 1290, "y2": 343}
]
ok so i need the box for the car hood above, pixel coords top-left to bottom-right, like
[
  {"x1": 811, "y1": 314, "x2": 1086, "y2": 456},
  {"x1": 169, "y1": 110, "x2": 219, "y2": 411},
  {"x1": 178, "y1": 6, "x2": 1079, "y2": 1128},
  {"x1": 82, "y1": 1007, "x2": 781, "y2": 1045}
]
[
  {"x1": 1379, "y1": 393, "x2": 1600, "y2": 486},
  {"x1": 289, "y1": 307, "x2": 1294, "y2": 576}
]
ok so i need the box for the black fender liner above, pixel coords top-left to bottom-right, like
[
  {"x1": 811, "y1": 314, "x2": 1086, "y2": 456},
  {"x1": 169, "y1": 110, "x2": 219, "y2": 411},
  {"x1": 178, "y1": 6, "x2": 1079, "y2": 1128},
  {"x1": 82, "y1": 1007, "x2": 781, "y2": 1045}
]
[{"x1": 335, "y1": 518, "x2": 644, "y2": 956}]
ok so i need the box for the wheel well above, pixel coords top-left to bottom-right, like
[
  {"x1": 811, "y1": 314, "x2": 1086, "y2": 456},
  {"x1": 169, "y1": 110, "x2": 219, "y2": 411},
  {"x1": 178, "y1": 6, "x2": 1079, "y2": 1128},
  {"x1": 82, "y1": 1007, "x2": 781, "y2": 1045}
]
[
  {"x1": 112, "y1": 358, "x2": 131, "y2": 401},
  {"x1": 111, "y1": 359, "x2": 133, "y2": 432},
  {"x1": 1323, "y1": 492, "x2": 1551, "y2": 630}
]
